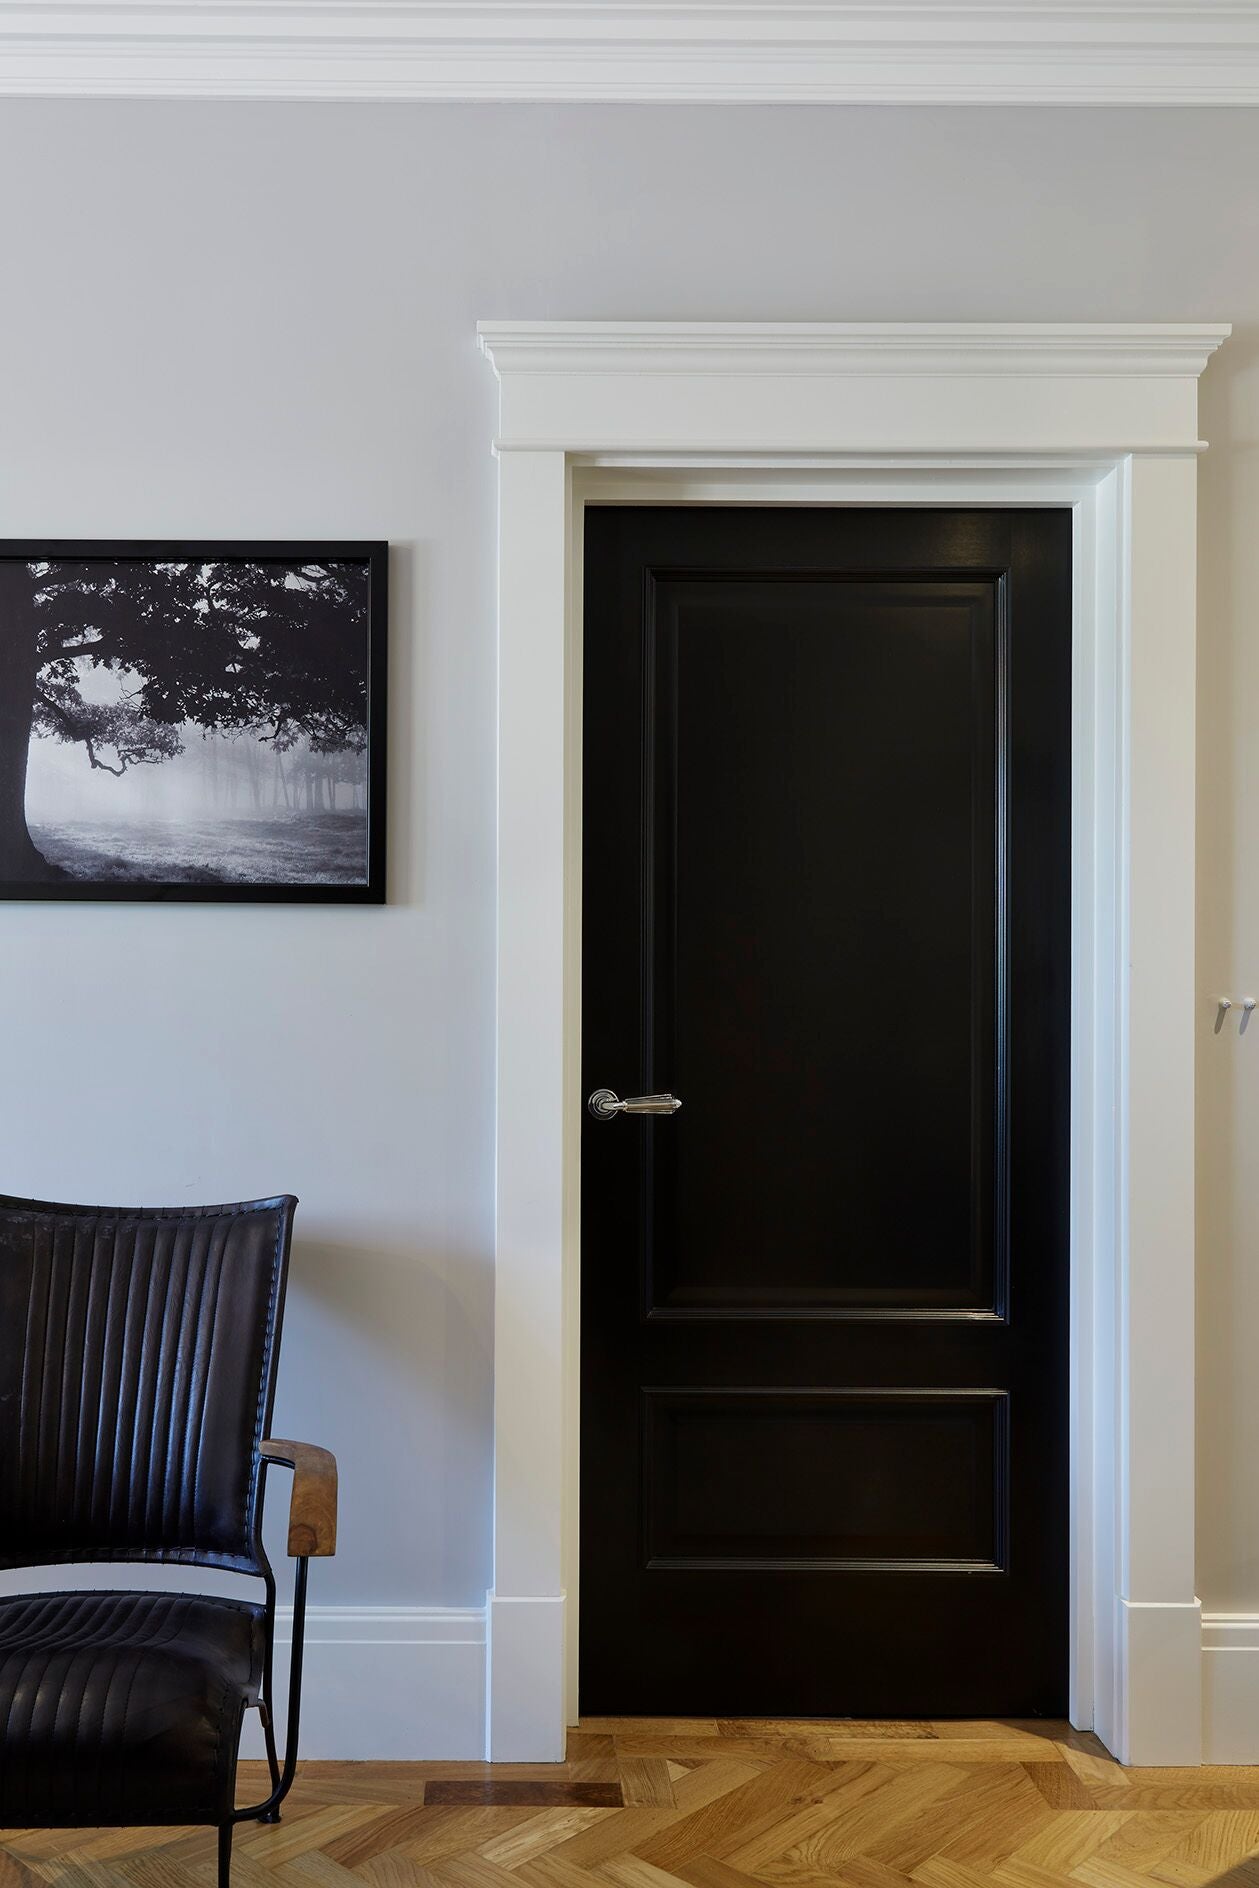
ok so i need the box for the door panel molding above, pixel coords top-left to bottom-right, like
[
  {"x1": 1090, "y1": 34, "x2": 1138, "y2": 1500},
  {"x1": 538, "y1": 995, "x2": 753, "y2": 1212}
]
[
  {"x1": 641, "y1": 1387, "x2": 1010, "y2": 1574},
  {"x1": 478, "y1": 321, "x2": 1229, "y2": 1764},
  {"x1": 636, "y1": 570, "x2": 1008, "y2": 1323}
]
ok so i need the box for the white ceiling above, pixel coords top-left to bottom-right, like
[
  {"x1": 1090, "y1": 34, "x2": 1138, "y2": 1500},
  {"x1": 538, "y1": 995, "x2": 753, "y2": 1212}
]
[{"x1": 3, "y1": 1, "x2": 1259, "y2": 103}]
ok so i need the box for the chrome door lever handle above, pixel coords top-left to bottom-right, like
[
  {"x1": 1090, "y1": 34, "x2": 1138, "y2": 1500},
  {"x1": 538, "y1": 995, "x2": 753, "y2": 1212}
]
[{"x1": 588, "y1": 1088, "x2": 682, "y2": 1121}]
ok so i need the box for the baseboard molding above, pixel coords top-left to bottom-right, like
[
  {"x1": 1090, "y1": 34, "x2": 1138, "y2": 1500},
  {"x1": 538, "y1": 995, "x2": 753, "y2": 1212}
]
[
  {"x1": 486, "y1": 1592, "x2": 567, "y2": 1762},
  {"x1": 1202, "y1": 1613, "x2": 1259, "y2": 1764},
  {"x1": 1113, "y1": 1597, "x2": 1203, "y2": 1766},
  {"x1": 0, "y1": 1568, "x2": 490, "y2": 1760},
  {"x1": 16, "y1": 1574, "x2": 1259, "y2": 1763},
  {"x1": 240, "y1": 1606, "x2": 486, "y2": 1761}
]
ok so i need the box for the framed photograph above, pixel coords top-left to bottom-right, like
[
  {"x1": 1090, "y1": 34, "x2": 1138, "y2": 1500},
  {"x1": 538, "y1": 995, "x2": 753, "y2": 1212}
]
[{"x1": 0, "y1": 541, "x2": 387, "y2": 902}]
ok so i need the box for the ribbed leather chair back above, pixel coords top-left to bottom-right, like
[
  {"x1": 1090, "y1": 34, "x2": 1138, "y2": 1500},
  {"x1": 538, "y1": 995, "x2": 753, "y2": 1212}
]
[{"x1": 0, "y1": 1196, "x2": 295, "y2": 1575}]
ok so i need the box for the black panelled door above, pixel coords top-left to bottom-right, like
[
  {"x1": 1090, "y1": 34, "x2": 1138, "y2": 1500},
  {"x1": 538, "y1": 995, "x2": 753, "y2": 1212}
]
[{"x1": 579, "y1": 508, "x2": 1071, "y2": 1718}]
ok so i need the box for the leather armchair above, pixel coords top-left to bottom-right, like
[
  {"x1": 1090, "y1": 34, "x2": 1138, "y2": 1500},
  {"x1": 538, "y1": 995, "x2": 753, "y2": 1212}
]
[{"x1": 0, "y1": 1194, "x2": 336, "y2": 1885}]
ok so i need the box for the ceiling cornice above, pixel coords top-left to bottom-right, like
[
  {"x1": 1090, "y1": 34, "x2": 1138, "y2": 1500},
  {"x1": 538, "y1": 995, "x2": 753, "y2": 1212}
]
[{"x1": 5, "y1": 3, "x2": 1259, "y2": 104}]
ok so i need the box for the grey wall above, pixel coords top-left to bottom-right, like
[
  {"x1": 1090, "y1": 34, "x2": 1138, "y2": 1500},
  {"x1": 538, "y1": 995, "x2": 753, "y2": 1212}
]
[{"x1": 1, "y1": 101, "x2": 1257, "y2": 1612}]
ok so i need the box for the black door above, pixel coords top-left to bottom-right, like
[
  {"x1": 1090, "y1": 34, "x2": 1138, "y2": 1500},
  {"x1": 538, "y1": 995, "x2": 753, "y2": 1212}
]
[{"x1": 580, "y1": 507, "x2": 1070, "y2": 1718}]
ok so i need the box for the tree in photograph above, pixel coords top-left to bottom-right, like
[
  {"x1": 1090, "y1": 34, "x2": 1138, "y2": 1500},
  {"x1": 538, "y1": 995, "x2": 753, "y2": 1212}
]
[{"x1": 0, "y1": 558, "x2": 370, "y2": 877}]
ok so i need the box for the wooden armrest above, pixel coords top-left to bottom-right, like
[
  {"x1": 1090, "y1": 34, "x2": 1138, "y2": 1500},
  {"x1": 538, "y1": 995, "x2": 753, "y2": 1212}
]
[{"x1": 260, "y1": 1439, "x2": 338, "y2": 1557}]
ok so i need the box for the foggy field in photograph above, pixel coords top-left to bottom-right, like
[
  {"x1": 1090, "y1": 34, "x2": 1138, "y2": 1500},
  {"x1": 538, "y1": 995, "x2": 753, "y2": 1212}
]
[
  {"x1": 29, "y1": 811, "x2": 368, "y2": 885},
  {"x1": 25, "y1": 715, "x2": 371, "y2": 885}
]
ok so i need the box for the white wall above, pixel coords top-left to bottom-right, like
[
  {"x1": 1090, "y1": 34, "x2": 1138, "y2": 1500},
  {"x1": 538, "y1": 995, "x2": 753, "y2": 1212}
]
[{"x1": 1, "y1": 100, "x2": 1258, "y2": 1753}]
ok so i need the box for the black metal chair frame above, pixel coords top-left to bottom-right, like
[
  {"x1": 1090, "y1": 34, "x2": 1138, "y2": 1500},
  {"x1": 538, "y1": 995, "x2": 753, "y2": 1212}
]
[
  {"x1": 221, "y1": 1498, "x2": 311, "y2": 1882},
  {"x1": 216, "y1": 1427, "x2": 340, "y2": 1882}
]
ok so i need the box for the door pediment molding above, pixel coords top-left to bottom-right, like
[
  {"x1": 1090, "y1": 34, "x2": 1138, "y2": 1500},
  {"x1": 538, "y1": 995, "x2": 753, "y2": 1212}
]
[
  {"x1": 478, "y1": 320, "x2": 1229, "y2": 458},
  {"x1": 479, "y1": 321, "x2": 1230, "y2": 382}
]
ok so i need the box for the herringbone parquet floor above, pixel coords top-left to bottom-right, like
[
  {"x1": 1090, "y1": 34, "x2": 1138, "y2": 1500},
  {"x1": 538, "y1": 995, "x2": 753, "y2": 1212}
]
[{"x1": 6, "y1": 1721, "x2": 1259, "y2": 1888}]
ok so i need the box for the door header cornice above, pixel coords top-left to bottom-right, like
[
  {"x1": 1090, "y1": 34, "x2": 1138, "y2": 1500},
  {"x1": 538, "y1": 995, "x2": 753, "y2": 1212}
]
[
  {"x1": 478, "y1": 322, "x2": 1232, "y2": 383},
  {"x1": 477, "y1": 320, "x2": 1230, "y2": 458}
]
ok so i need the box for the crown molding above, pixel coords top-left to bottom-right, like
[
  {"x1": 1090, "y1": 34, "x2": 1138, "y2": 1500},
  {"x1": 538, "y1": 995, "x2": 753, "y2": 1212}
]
[
  {"x1": 478, "y1": 321, "x2": 1233, "y2": 382},
  {"x1": 5, "y1": 3, "x2": 1259, "y2": 104}
]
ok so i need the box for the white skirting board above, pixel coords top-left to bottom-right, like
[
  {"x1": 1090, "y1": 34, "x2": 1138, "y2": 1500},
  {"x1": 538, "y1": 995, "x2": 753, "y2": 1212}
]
[
  {"x1": 240, "y1": 1606, "x2": 487, "y2": 1761},
  {"x1": 0, "y1": 1569, "x2": 491, "y2": 1760},
  {"x1": 485, "y1": 1593, "x2": 567, "y2": 1762},
  {"x1": 242, "y1": 1602, "x2": 1259, "y2": 1762},
  {"x1": 12, "y1": 1570, "x2": 1259, "y2": 1760},
  {"x1": 1112, "y1": 1597, "x2": 1203, "y2": 1766},
  {"x1": 1202, "y1": 1615, "x2": 1259, "y2": 1764}
]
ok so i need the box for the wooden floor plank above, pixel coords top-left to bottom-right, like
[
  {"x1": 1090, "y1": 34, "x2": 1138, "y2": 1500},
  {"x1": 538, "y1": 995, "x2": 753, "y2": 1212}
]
[
  {"x1": 795, "y1": 1739, "x2": 1067, "y2": 1766},
  {"x1": 617, "y1": 1762, "x2": 678, "y2": 1810},
  {"x1": 932, "y1": 1766, "x2": 1057, "y2": 1871},
  {"x1": 598, "y1": 1855, "x2": 701, "y2": 1888},
  {"x1": 316, "y1": 1808, "x2": 435, "y2": 1868},
  {"x1": 1024, "y1": 1764, "x2": 1101, "y2": 1811},
  {"x1": 6, "y1": 1720, "x2": 1259, "y2": 1888},
  {"x1": 995, "y1": 1810, "x2": 1134, "y2": 1878},
  {"x1": 610, "y1": 1738, "x2": 789, "y2": 1764},
  {"x1": 635, "y1": 1759, "x2": 840, "y2": 1872},
  {"x1": 1075, "y1": 1813, "x2": 1212, "y2": 1877},
  {"x1": 515, "y1": 1854, "x2": 620, "y2": 1888},
  {"x1": 1062, "y1": 1746, "x2": 1132, "y2": 1792},
  {"x1": 423, "y1": 1853, "x2": 532, "y2": 1888},
  {"x1": 398, "y1": 1810, "x2": 542, "y2": 1869},
  {"x1": 0, "y1": 1857, "x2": 42, "y2": 1888},
  {"x1": 861, "y1": 1767, "x2": 1030, "y2": 1874},
  {"x1": 931, "y1": 1724, "x2": 1061, "y2": 1746},
  {"x1": 668, "y1": 1763, "x2": 769, "y2": 1815},
  {"x1": 477, "y1": 1808, "x2": 615, "y2": 1869},
  {"x1": 666, "y1": 1857, "x2": 773, "y2": 1888},
  {"x1": 353, "y1": 1851, "x2": 448, "y2": 1888},
  {"x1": 907, "y1": 1857, "x2": 996, "y2": 1888},
  {"x1": 715, "y1": 1722, "x2": 935, "y2": 1742},
  {"x1": 706, "y1": 1764, "x2": 897, "y2": 1876},
  {"x1": 539, "y1": 1808, "x2": 681, "y2": 1870}
]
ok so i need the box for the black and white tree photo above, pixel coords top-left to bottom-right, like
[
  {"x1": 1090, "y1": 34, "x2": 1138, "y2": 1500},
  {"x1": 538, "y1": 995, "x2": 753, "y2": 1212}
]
[{"x1": 0, "y1": 543, "x2": 386, "y2": 901}]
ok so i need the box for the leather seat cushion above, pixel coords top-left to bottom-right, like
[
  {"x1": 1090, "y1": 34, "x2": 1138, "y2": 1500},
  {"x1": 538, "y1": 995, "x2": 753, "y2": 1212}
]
[{"x1": 0, "y1": 1590, "x2": 265, "y2": 1827}]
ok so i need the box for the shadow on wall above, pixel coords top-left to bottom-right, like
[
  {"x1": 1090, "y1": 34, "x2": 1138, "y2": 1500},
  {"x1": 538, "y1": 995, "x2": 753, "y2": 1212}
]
[
  {"x1": 0, "y1": 1223, "x2": 494, "y2": 1616},
  {"x1": 383, "y1": 538, "x2": 425, "y2": 910},
  {"x1": 261, "y1": 1227, "x2": 494, "y2": 1609}
]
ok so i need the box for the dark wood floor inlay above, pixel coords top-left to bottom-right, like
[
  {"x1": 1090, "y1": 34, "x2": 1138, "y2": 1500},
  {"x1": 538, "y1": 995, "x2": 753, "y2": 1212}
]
[{"x1": 422, "y1": 1778, "x2": 625, "y2": 1806}]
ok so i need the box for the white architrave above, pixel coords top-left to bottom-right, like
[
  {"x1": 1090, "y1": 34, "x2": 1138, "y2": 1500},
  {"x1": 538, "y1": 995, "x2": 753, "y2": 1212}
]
[
  {"x1": 479, "y1": 321, "x2": 1229, "y2": 1766},
  {"x1": 6, "y1": 4, "x2": 1259, "y2": 104}
]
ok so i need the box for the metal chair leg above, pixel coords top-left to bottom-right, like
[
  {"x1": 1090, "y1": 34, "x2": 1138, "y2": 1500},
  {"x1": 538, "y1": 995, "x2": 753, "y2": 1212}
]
[
  {"x1": 259, "y1": 1700, "x2": 282, "y2": 1822},
  {"x1": 229, "y1": 1557, "x2": 310, "y2": 1829},
  {"x1": 218, "y1": 1820, "x2": 234, "y2": 1888}
]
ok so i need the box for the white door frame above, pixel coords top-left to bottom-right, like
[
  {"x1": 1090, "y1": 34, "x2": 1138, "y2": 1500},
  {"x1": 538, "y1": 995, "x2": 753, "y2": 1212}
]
[{"x1": 477, "y1": 322, "x2": 1229, "y2": 1766}]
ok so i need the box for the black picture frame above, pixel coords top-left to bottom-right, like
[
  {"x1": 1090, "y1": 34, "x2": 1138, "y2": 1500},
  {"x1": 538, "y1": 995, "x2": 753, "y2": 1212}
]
[{"x1": 0, "y1": 540, "x2": 388, "y2": 904}]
